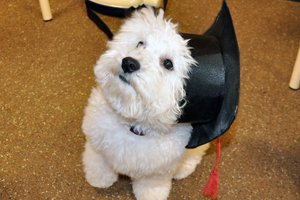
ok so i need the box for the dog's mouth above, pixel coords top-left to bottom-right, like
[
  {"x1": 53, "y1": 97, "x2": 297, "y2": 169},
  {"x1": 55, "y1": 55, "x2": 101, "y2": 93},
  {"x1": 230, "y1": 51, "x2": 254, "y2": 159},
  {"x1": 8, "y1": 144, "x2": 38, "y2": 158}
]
[{"x1": 119, "y1": 74, "x2": 130, "y2": 84}]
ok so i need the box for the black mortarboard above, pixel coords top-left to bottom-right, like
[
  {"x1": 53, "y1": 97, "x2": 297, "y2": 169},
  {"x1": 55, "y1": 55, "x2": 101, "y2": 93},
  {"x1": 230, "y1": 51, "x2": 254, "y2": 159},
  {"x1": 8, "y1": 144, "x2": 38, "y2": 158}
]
[{"x1": 178, "y1": 1, "x2": 240, "y2": 148}]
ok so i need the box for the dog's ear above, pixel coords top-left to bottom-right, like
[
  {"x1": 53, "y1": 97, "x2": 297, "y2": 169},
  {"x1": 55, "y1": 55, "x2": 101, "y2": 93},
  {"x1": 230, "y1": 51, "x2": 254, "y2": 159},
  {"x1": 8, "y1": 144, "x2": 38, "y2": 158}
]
[
  {"x1": 93, "y1": 62, "x2": 103, "y2": 84},
  {"x1": 93, "y1": 54, "x2": 113, "y2": 86}
]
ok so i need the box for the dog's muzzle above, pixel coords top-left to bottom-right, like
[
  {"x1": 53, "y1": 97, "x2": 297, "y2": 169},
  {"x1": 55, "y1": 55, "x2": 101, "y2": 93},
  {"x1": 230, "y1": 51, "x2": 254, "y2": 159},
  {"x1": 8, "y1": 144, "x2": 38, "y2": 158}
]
[{"x1": 122, "y1": 57, "x2": 140, "y2": 73}]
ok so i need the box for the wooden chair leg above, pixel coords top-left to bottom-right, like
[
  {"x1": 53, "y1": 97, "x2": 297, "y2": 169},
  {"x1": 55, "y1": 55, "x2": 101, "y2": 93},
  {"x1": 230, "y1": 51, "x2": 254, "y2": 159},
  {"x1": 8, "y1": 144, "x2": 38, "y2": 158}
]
[
  {"x1": 39, "y1": 0, "x2": 52, "y2": 21},
  {"x1": 289, "y1": 46, "x2": 300, "y2": 90}
]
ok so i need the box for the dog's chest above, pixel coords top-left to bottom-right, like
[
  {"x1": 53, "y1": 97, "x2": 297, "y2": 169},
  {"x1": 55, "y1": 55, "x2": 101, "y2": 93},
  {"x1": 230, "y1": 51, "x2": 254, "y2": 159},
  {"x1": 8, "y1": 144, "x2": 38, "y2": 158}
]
[
  {"x1": 98, "y1": 124, "x2": 191, "y2": 178},
  {"x1": 83, "y1": 88, "x2": 192, "y2": 177}
]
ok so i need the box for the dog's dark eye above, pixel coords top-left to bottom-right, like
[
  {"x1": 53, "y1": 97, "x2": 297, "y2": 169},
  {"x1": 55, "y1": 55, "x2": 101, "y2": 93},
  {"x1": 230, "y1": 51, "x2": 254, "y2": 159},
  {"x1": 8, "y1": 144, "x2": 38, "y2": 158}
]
[
  {"x1": 163, "y1": 59, "x2": 173, "y2": 71},
  {"x1": 136, "y1": 41, "x2": 144, "y2": 48}
]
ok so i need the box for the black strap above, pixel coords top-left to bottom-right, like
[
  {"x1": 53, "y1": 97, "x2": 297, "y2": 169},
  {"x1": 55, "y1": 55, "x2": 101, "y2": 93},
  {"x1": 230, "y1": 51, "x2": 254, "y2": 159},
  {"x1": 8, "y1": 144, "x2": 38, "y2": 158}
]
[
  {"x1": 85, "y1": 0, "x2": 114, "y2": 40},
  {"x1": 85, "y1": 0, "x2": 168, "y2": 40},
  {"x1": 163, "y1": 0, "x2": 168, "y2": 10}
]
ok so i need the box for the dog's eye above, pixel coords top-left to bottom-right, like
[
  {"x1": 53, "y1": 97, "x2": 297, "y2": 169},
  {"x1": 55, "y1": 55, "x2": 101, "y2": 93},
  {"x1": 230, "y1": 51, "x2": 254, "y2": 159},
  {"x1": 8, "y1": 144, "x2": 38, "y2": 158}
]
[
  {"x1": 163, "y1": 59, "x2": 173, "y2": 71},
  {"x1": 136, "y1": 41, "x2": 144, "y2": 48}
]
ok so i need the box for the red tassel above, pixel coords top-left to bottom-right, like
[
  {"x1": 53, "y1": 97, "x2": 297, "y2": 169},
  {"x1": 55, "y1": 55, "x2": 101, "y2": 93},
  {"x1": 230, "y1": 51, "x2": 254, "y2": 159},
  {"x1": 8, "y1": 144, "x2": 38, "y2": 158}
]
[{"x1": 202, "y1": 138, "x2": 221, "y2": 199}]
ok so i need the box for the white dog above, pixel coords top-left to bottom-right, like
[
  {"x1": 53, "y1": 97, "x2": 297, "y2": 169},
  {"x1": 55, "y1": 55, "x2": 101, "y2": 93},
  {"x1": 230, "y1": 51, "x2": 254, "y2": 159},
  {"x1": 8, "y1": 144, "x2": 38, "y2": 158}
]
[{"x1": 82, "y1": 7, "x2": 209, "y2": 200}]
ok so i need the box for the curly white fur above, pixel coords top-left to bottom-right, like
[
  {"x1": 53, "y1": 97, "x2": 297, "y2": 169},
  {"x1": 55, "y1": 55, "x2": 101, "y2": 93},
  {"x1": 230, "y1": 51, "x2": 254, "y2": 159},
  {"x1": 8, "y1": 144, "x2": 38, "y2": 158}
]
[{"x1": 82, "y1": 7, "x2": 209, "y2": 200}]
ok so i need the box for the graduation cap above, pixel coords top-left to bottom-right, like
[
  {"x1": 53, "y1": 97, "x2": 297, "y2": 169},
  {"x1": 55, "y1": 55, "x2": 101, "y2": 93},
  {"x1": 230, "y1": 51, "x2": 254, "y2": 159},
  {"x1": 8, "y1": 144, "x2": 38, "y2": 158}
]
[
  {"x1": 85, "y1": 0, "x2": 240, "y2": 149},
  {"x1": 178, "y1": 1, "x2": 240, "y2": 148}
]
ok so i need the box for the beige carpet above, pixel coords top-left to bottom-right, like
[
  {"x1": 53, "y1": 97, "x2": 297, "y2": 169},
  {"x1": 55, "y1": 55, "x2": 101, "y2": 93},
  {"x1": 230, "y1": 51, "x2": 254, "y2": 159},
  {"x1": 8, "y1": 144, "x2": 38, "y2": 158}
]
[{"x1": 0, "y1": 0, "x2": 299, "y2": 199}]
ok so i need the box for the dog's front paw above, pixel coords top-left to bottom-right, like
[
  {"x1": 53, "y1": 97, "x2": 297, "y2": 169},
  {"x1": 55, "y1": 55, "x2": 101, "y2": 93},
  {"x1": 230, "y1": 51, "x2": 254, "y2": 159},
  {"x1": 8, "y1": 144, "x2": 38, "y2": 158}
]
[
  {"x1": 174, "y1": 144, "x2": 210, "y2": 180},
  {"x1": 132, "y1": 176, "x2": 172, "y2": 200},
  {"x1": 85, "y1": 169, "x2": 118, "y2": 188},
  {"x1": 173, "y1": 159, "x2": 199, "y2": 180},
  {"x1": 83, "y1": 142, "x2": 118, "y2": 188}
]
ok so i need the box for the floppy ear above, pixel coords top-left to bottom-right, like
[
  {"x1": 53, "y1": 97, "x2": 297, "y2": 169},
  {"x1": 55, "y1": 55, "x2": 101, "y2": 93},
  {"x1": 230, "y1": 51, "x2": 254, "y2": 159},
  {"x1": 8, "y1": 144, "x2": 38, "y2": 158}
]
[
  {"x1": 178, "y1": 1, "x2": 240, "y2": 148},
  {"x1": 93, "y1": 52, "x2": 115, "y2": 86}
]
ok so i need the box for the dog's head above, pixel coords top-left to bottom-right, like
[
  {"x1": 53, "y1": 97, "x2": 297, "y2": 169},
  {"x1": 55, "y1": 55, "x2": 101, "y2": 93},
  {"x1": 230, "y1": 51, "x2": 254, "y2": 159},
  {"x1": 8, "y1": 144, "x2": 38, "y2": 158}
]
[{"x1": 94, "y1": 7, "x2": 195, "y2": 130}]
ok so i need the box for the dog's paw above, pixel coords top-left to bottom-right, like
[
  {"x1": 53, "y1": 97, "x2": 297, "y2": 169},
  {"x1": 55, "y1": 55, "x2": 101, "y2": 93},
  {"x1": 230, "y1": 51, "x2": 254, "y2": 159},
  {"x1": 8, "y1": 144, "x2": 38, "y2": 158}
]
[
  {"x1": 85, "y1": 170, "x2": 118, "y2": 188},
  {"x1": 132, "y1": 176, "x2": 171, "y2": 200},
  {"x1": 82, "y1": 142, "x2": 118, "y2": 188},
  {"x1": 173, "y1": 159, "x2": 199, "y2": 180},
  {"x1": 174, "y1": 144, "x2": 210, "y2": 180}
]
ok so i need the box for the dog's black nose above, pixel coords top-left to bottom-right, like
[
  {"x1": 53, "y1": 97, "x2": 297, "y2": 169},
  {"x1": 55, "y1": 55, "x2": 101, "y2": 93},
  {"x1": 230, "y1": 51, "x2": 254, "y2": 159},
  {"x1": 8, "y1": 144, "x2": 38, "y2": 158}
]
[{"x1": 121, "y1": 57, "x2": 140, "y2": 73}]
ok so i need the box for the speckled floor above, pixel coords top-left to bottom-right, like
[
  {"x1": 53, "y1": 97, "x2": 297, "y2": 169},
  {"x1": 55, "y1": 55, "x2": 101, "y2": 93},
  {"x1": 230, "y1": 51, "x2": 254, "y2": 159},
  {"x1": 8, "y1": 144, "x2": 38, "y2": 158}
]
[{"x1": 0, "y1": 0, "x2": 299, "y2": 199}]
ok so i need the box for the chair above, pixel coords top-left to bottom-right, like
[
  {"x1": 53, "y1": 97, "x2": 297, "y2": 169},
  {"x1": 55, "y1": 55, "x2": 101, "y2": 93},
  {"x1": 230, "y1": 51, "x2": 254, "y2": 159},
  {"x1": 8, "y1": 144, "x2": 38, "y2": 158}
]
[
  {"x1": 289, "y1": 46, "x2": 300, "y2": 90},
  {"x1": 38, "y1": 0, "x2": 162, "y2": 21},
  {"x1": 39, "y1": 0, "x2": 52, "y2": 21}
]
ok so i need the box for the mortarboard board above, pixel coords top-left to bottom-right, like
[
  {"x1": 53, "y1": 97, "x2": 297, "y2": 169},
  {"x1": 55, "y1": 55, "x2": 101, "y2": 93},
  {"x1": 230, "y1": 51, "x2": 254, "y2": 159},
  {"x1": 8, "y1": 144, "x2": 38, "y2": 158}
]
[{"x1": 178, "y1": 1, "x2": 240, "y2": 148}]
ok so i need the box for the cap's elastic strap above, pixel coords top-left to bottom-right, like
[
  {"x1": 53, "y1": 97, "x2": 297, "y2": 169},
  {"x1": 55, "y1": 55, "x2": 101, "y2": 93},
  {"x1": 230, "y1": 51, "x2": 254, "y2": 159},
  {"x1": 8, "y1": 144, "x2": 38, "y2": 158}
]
[
  {"x1": 85, "y1": 0, "x2": 168, "y2": 40},
  {"x1": 163, "y1": 0, "x2": 168, "y2": 10},
  {"x1": 85, "y1": 0, "x2": 114, "y2": 40}
]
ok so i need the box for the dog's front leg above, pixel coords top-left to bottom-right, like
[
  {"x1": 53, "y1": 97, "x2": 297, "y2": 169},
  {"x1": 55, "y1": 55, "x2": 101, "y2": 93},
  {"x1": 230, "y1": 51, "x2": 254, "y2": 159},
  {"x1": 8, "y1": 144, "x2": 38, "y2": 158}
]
[
  {"x1": 82, "y1": 142, "x2": 118, "y2": 188},
  {"x1": 132, "y1": 175, "x2": 172, "y2": 200},
  {"x1": 174, "y1": 143, "x2": 210, "y2": 180}
]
